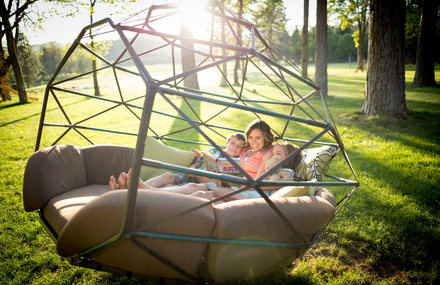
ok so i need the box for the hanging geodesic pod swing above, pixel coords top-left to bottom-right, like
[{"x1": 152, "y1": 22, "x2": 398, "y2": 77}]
[{"x1": 23, "y1": 2, "x2": 359, "y2": 283}]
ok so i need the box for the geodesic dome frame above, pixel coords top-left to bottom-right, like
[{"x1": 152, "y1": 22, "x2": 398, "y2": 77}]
[{"x1": 30, "y1": 2, "x2": 359, "y2": 283}]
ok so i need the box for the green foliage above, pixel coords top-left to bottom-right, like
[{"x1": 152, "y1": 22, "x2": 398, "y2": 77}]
[
  {"x1": 16, "y1": 32, "x2": 43, "y2": 87},
  {"x1": 251, "y1": 0, "x2": 289, "y2": 49},
  {"x1": 405, "y1": 0, "x2": 422, "y2": 64},
  {"x1": 328, "y1": 0, "x2": 369, "y2": 45},
  {"x1": 0, "y1": 63, "x2": 439, "y2": 284},
  {"x1": 39, "y1": 42, "x2": 65, "y2": 78}
]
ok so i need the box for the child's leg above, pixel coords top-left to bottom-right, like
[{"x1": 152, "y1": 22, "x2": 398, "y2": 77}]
[
  {"x1": 213, "y1": 187, "x2": 249, "y2": 201},
  {"x1": 144, "y1": 172, "x2": 187, "y2": 188},
  {"x1": 160, "y1": 182, "x2": 208, "y2": 194},
  {"x1": 190, "y1": 190, "x2": 214, "y2": 200}
]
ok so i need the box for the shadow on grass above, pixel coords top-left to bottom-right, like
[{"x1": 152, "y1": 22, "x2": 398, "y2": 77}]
[
  {"x1": 163, "y1": 94, "x2": 202, "y2": 148},
  {"x1": 323, "y1": 98, "x2": 440, "y2": 275},
  {"x1": 0, "y1": 101, "x2": 31, "y2": 110},
  {"x1": 0, "y1": 97, "x2": 92, "y2": 128}
]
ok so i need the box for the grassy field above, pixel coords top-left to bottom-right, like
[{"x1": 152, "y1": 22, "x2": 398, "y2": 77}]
[{"x1": 1, "y1": 63, "x2": 439, "y2": 284}]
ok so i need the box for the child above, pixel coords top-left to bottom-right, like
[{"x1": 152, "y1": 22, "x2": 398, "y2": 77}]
[
  {"x1": 270, "y1": 140, "x2": 302, "y2": 174},
  {"x1": 208, "y1": 138, "x2": 301, "y2": 201},
  {"x1": 109, "y1": 133, "x2": 245, "y2": 194},
  {"x1": 208, "y1": 119, "x2": 275, "y2": 200}
]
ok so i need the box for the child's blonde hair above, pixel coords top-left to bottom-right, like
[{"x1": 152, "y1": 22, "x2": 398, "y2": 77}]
[{"x1": 274, "y1": 140, "x2": 302, "y2": 169}]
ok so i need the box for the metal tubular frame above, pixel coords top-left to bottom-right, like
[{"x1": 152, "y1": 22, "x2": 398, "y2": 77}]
[{"x1": 34, "y1": 3, "x2": 360, "y2": 282}]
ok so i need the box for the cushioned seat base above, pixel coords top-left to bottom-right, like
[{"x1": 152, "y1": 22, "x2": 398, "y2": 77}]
[{"x1": 43, "y1": 185, "x2": 110, "y2": 235}]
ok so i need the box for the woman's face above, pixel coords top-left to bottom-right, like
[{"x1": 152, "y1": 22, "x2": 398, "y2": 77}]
[{"x1": 247, "y1": 128, "x2": 266, "y2": 152}]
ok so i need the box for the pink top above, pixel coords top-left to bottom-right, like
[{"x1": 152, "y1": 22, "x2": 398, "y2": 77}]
[{"x1": 239, "y1": 148, "x2": 271, "y2": 179}]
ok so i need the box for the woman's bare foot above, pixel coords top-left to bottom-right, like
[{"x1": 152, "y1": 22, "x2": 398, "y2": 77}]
[
  {"x1": 109, "y1": 171, "x2": 128, "y2": 190},
  {"x1": 110, "y1": 169, "x2": 148, "y2": 190},
  {"x1": 117, "y1": 172, "x2": 128, "y2": 189},
  {"x1": 109, "y1": 175, "x2": 119, "y2": 190}
]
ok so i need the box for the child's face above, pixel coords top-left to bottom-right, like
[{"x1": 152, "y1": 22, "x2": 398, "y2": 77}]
[
  {"x1": 247, "y1": 128, "x2": 266, "y2": 152},
  {"x1": 272, "y1": 144, "x2": 287, "y2": 159},
  {"x1": 225, "y1": 137, "x2": 245, "y2": 156}
]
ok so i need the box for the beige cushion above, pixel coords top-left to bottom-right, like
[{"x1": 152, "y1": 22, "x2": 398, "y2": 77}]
[
  {"x1": 43, "y1": 185, "x2": 109, "y2": 234},
  {"x1": 270, "y1": 185, "x2": 312, "y2": 198},
  {"x1": 57, "y1": 190, "x2": 215, "y2": 282},
  {"x1": 140, "y1": 136, "x2": 196, "y2": 180},
  {"x1": 207, "y1": 190, "x2": 335, "y2": 283},
  {"x1": 82, "y1": 145, "x2": 133, "y2": 185},
  {"x1": 23, "y1": 145, "x2": 134, "y2": 212},
  {"x1": 270, "y1": 179, "x2": 320, "y2": 198},
  {"x1": 23, "y1": 145, "x2": 87, "y2": 211}
]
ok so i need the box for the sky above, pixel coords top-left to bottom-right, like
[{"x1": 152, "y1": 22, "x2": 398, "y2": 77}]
[{"x1": 23, "y1": 0, "x2": 317, "y2": 46}]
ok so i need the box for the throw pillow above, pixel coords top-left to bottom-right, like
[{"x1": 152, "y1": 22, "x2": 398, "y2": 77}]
[
  {"x1": 294, "y1": 145, "x2": 338, "y2": 181},
  {"x1": 140, "y1": 136, "x2": 196, "y2": 180}
]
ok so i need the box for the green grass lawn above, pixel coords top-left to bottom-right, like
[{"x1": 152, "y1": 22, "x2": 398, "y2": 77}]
[{"x1": 1, "y1": 63, "x2": 439, "y2": 284}]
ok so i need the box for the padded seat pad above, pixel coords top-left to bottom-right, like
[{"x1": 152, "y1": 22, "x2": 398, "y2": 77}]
[
  {"x1": 206, "y1": 187, "x2": 335, "y2": 283},
  {"x1": 43, "y1": 185, "x2": 109, "y2": 235},
  {"x1": 57, "y1": 190, "x2": 216, "y2": 282}
]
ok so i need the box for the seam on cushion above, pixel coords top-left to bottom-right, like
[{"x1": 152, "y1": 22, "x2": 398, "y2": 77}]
[
  {"x1": 79, "y1": 146, "x2": 89, "y2": 187},
  {"x1": 197, "y1": 203, "x2": 217, "y2": 282}
]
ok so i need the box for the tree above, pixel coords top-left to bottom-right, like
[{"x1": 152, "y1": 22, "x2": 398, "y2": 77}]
[
  {"x1": 315, "y1": 0, "x2": 328, "y2": 97},
  {"x1": 413, "y1": 0, "x2": 438, "y2": 86},
  {"x1": 252, "y1": 0, "x2": 288, "y2": 49},
  {"x1": 87, "y1": 0, "x2": 103, "y2": 96},
  {"x1": 0, "y1": 0, "x2": 38, "y2": 102},
  {"x1": 71, "y1": 0, "x2": 134, "y2": 96},
  {"x1": 301, "y1": 0, "x2": 309, "y2": 76},
  {"x1": 227, "y1": 0, "x2": 246, "y2": 85},
  {"x1": 405, "y1": 0, "x2": 421, "y2": 64},
  {"x1": 180, "y1": 3, "x2": 200, "y2": 89},
  {"x1": 328, "y1": 0, "x2": 369, "y2": 72},
  {"x1": 17, "y1": 32, "x2": 42, "y2": 87},
  {"x1": 290, "y1": 27, "x2": 302, "y2": 63},
  {"x1": 361, "y1": 0, "x2": 407, "y2": 118},
  {"x1": 220, "y1": 0, "x2": 228, "y2": 87},
  {"x1": 40, "y1": 42, "x2": 64, "y2": 79}
]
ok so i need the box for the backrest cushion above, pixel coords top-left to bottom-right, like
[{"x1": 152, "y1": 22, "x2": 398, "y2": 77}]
[
  {"x1": 82, "y1": 145, "x2": 134, "y2": 185},
  {"x1": 23, "y1": 145, "x2": 87, "y2": 211},
  {"x1": 140, "y1": 136, "x2": 196, "y2": 180}
]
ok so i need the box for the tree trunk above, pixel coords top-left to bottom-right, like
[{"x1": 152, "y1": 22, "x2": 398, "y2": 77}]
[
  {"x1": 89, "y1": 2, "x2": 100, "y2": 96},
  {"x1": 233, "y1": 0, "x2": 243, "y2": 85},
  {"x1": 0, "y1": 52, "x2": 11, "y2": 101},
  {"x1": 301, "y1": 0, "x2": 309, "y2": 76},
  {"x1": 0, "y1": 1, "x2": 27, "y2": 103},
  {"x1": 355, "y1": 44, "x2": 364, "y2": 72},
  {"x1": 361, "y1": 0, "x2": 407, "y2": 119},
  {"x1": 220, "y1": 0, "x2": 228, "y2": 87},
  {"x1": 413, "y1": 0, "x2": 438, "y2": 86},
  {"x1": 91, "y1": 57, "x2": 100, "y2": 96},
  {"x1": 355, "y1": 23, "x2": 365, "y2": 72},
  {"x1": 315, "y1": 0, "x2": 328, "y2": 97},
  {"x1": 180, "y1": 12, "x2": 200, "y2": 89}
]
